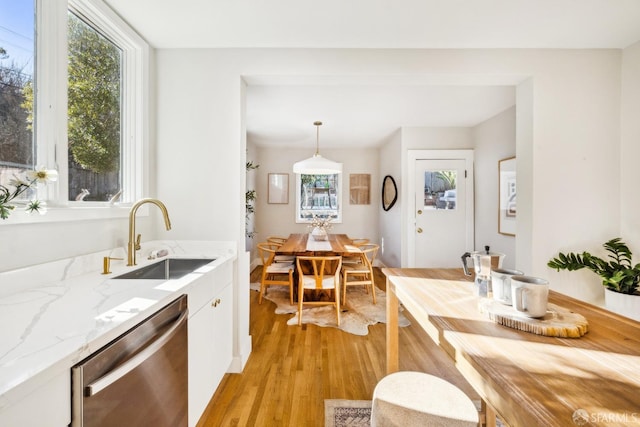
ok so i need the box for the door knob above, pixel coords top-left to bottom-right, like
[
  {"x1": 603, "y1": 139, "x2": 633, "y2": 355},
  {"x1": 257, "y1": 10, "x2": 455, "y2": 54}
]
[
  {"x1": 417, "y1": 210, "x2": 423, "y2": 215},
  {"x1": 417, "y1": 228, "x2": 423, "y2": 233}
]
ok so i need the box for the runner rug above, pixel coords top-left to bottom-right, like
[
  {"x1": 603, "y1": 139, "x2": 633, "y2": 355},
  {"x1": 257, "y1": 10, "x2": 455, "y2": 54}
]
[{"x1": 324, "y1": 399, "x2": 371, "y2": 427}]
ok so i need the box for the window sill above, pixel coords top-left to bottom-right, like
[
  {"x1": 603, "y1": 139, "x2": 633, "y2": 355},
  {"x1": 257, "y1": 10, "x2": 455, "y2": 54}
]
[{"x1": 0, "y1": 204, "x2": 134, "y2": 225}]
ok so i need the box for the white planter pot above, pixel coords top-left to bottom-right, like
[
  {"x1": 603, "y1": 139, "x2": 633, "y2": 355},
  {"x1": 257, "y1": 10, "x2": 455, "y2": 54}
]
[{"x1": 604, "y1": 288, "x2": 640, "y2": 321}]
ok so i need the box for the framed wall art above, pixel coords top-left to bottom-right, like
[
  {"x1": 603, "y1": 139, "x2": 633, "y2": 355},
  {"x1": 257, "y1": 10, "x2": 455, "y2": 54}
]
[
  {"x1": 349, "y1": 174, "x2": 370, "y2": 205},
  {"x1": 498, "y1": 157, "x2": 516, "y2": 236},
  {"x1": 268, "y1": 173, "x2": 289, "y2": 204}
]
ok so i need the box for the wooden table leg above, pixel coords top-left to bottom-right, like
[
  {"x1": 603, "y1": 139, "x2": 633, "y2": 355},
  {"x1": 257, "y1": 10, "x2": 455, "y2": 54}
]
[
  {"x1": 386, "y1": 277, "x2": 399, "y2": 374},
  {"x1": 481, "y1": 399, "x2": 497, "y2": 427}
]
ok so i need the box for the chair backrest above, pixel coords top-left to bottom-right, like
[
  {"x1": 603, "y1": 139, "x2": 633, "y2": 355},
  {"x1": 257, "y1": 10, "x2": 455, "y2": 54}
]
[
  {"x1": 358, "y1": 244, "x2": 379, "y2": 268},
  {"x1": 257, "y1": 242, "x2": 279, "y2": 266},
  {"x1": 296, "y1": 256, "x2": 342, "y2": 290},
  {"x1": 351, "y1": 238, "x2": 370, "y2": 247},
  {"x1": 267, "y1": 236, "x2": 288, "y2": 246}
]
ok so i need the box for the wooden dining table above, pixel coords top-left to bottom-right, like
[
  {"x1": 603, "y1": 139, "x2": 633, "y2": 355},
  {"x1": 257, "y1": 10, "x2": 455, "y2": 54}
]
[
  {"x1": 383, "y1": 268, "x2": 640, "y2": 427},
  {"x1": 276, "y1": 233, "x2": 360, "y2": 256},
  {"x1": 276, "y1": 233, "x2": 360, "y2": 302}
]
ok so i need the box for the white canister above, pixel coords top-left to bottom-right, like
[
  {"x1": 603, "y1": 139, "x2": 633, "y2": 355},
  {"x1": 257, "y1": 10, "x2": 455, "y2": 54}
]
[
  {"x1": 511, "y1": 276, "x2": 549, "y2": 318},
  {"x1": 490, "y1": 268, "x2": 524, "y2": 305}
]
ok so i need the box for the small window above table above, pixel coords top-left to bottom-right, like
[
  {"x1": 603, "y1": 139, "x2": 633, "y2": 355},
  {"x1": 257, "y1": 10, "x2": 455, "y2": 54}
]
[{"x1": 295, "y1": 174, "x2": 342, "y2": 223}]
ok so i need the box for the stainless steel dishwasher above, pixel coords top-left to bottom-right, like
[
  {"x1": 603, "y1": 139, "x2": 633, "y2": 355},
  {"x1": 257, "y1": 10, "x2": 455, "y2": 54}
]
[{"x1": 71, "y1": 295, "x2": 188, "y2": 427}]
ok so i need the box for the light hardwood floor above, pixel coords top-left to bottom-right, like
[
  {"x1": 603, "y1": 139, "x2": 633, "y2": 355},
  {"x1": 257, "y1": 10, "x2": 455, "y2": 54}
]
[{"x1": 197, "y1": 267, "x2": 479, "y2": 427}]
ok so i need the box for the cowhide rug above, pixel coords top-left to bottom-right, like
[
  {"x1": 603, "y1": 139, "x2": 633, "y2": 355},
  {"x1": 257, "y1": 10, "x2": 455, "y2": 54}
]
[{"x1": 250, "y1": 283, "x2": 410, "y2": 336}]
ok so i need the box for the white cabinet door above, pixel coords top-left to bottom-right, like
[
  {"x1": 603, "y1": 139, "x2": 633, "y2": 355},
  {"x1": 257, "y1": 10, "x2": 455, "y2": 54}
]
[
  {"x1": 0, "y1": 371, "x2": 70, "y2": 427},
  {"x1": 188, "y1": 283, "x2": 233, "y2": 427},
  {"x1": 209, "y1": 284, "x2": 233, "y2": 388}
]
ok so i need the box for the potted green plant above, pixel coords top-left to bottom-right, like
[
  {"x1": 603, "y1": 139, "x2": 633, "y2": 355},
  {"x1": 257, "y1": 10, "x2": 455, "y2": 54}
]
[
  {"x1": 547, "y1": 238, "x2": 640, "y2": 320},
  {"x1": 245, "y1": 160, "x2": 259, "y2": 239}
]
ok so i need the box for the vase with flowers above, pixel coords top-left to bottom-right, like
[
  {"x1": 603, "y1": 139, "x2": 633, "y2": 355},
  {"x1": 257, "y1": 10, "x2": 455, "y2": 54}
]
[
  {"x1": 0, "y1": 166, "x2": 59, "y2": 219},
  {"x1": 309, "y1": 215, "x2": 332, "y2": 241}
]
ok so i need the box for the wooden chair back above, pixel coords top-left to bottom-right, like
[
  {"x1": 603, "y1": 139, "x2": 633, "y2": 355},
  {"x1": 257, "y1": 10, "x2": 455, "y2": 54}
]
[
  {"x1": 266, "y1": 236, "x2": 288, "y2": 246},
  {"x1": 341, "y1": 244, "x2": 379, "y2": 305},
  {"x1": 351, "y1": 238, "x2": 370, "y2": 247},
  {"x1": 359, "y1": 244, "x2": 379, "y2": 268},
  {"x1": 296, "y1": 256, "x2": 342, "y2": 290},
  {"x1": 295, "y1": 255, "x2": 343, "y2": 326},
  {"x1": 257, "y1": 242, "x2": 279, "y2": 266},
  {"x1": 257, "y1": 242, "x2": 294, "y2": 305}
]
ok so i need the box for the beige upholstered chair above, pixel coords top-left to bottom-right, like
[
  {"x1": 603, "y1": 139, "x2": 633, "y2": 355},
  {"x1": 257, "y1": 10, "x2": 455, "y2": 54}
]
[
  {"x1": 295, "y1": 256, "x2": 342, "y2": 326},
  {"x1": 257, "y1": 242, "x2": 294, "y2": 305},
  {"x1": 341, "y1": 243, "x2": 379, "y2": 305}
]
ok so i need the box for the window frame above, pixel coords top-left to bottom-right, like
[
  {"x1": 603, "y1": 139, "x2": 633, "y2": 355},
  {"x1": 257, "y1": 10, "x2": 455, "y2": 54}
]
[{"x1": 4, "y1": 0, "x2": 149, "y2": 224}]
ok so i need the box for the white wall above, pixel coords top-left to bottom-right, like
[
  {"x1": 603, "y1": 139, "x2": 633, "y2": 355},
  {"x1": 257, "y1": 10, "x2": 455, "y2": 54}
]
[
  {"x1": 253, "y1": 146, "x2": 380, "y2": 257},
  {"x1": 515, "y1": 79, "x2": 534, "y2": 276},
  {"x1": 401, "y1": 127, "x2": 474, "y2": 150},
  {"x1": 621, "y1": 41, "x2": 640, "y2": 250},
  {"x1": 529, "y1": 51, "x2": 621, "y2": 303},
  {"x1": 155, "y1": 50, "x2": 244, "y2": 244},
  {"x1": 378, "y1": 130, "x2": 402, "y2": 267},
  {"x1": 473, "y1": 106, "x2": 517, "y2": 269}
]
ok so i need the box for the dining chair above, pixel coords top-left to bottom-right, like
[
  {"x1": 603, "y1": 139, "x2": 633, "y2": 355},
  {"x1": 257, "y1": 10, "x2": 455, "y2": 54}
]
[
  {"x1": 341, "y1": 243, "x2": 379, "y2": 305},
  {"x1": 342, "y1": 238, "x2": 370, "y2": 265},
  {"x1": 267, "y1": 236, "x2": 296, "y2": 263},
  {"x1": 267, "y1": 236, "x2": 287, "y2": 245},
  {"x1": 295, "y1": 256, "x2": 343, "y2": 326},
  {"x1": 257, "y1": 242, "x2": 294, "y2": 305},
  {"x1": 351, "y1": 238, "x2": 370, "y2": 247}
]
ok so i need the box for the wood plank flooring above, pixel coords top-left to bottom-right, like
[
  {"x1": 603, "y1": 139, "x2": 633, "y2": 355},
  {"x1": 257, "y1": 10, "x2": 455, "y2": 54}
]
[{"x1": 197, "y1": 267, "x2": 479, "y2": 427}]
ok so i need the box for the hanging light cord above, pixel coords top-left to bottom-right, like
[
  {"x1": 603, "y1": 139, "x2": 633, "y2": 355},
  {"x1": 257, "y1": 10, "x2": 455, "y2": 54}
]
[{"x1": 314, "y1": 121, "x2": 322, "y2": 155}]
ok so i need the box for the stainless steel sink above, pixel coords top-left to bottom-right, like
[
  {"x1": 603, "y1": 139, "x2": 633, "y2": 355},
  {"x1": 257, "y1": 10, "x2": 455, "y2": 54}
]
[{"x1": 113, "y1": 258, "x2": 216, "y2": 280}]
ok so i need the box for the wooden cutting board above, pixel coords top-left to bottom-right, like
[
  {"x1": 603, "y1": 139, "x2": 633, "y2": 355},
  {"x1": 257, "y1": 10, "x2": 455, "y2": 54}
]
[{"x1": 479, "y1": 299, "x2": 589, "y2": 338}]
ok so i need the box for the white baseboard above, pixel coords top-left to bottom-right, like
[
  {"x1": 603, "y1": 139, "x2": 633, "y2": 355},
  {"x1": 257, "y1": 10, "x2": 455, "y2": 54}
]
[
  {"x1": 250, "y1": 257, "x2": 261, "y2": 272},
  {"x1": 228, "y1": 335, "x2": 252, "y2": 373}
]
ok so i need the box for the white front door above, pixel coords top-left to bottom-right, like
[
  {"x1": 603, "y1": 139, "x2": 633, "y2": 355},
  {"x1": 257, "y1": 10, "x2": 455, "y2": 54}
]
[{"x1": 408, "y1": 151, "x2": 474, "y2": 267}]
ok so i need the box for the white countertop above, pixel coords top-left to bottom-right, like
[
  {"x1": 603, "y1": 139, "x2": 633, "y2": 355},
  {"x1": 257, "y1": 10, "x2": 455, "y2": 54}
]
[{"x1": 0, "y1": 240, "x2": 237, "y2": 410}]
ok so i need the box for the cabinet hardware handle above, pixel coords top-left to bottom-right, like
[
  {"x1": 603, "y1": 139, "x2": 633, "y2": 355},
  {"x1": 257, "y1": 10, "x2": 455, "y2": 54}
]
[
  {"x1": 417, "y1": 227, "x2": 423, "y2": 233},
  {"x1": 212, "y1": 298, "x2": 222, "y2": 308}
]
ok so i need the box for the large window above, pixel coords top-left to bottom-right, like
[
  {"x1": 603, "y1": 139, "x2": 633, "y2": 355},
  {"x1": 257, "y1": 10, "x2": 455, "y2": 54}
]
[
  {"x1": 0, "y1": 0, "x2": 35, "y2": 197},
  {"x1": 296, "y1": 174, "x2": 342, "y2": 223},
  {"x1": 0, "y1": 0, "x2": 147, "y2": 223},
  {"x1": 67, "y1": 10, "x2": 122, "y2": 202}
]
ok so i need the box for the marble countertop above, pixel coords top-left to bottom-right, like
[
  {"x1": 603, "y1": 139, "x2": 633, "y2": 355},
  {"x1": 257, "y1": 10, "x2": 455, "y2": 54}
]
[{"x1": 0, "y1": 240, "x2": 237, "y2": 410}]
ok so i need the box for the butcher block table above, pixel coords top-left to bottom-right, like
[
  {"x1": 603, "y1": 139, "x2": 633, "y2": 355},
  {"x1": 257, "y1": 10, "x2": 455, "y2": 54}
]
[{"x1": 383, "y1": 268, "x2": 640, "y2": 427}]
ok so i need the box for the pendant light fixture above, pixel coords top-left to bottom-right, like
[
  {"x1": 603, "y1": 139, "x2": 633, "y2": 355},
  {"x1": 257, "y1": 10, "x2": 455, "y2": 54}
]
[{"x1": 293, "y1": 121, "x2": 343, "y2": 174}]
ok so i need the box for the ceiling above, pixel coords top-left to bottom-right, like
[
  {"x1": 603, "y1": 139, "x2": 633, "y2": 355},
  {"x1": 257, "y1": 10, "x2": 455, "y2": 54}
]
[{"x1": 104, "y1": 0, "x2": 640, "y2": 149}]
